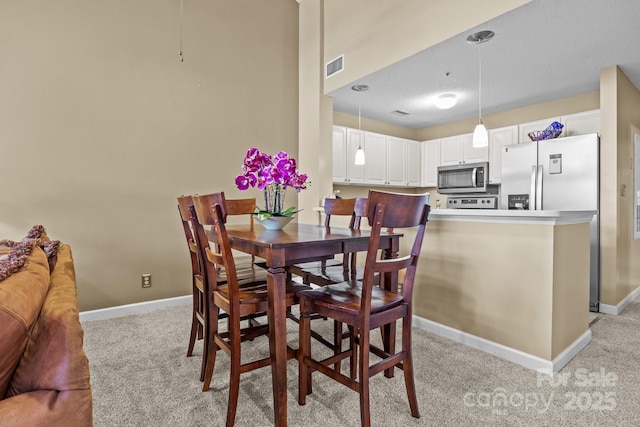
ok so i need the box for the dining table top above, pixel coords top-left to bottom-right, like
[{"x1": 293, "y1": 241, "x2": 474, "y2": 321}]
[
  {"x1": 225, "y1": 222, "x2": 386, "y2": 243},
  {"x1": 220, "y1": 222, "x2": 402, "y2": 267}
]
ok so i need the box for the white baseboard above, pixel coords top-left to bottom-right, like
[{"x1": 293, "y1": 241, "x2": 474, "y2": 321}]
[
  {"x1": 598, "y1": 286, "x2": 640, "y2": 315},
  {"x1": 80, "y1": 295, "x2": 191, "y2": 322},
  {"x1": 412, "y1": 315, "x2": 592, "y2": 376}
]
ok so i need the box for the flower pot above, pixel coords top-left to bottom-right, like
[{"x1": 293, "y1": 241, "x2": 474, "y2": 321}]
[{"x1": 255, "y1": 215, "x2": 294, "y2": 230}]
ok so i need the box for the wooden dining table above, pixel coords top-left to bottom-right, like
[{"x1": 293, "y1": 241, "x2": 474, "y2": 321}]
[{"x1": 216, "y1": 222, "x2": 402, "y2": 427}]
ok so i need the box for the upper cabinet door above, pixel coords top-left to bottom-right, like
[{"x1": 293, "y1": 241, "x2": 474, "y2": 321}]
[
  {"x1": 422, "y1": 139, "x2": 440, "y2": 187},
  {"x1": 346, "y1": 128, "x2": 366, "y2": 183},
  {"x1": 488, "y1": 125, "x2": 518, "y2": 184},
  {"x1": 461, "y1": 132, "x2": 488, "y2": 163},
  {"x1": 385, "y1": 136, "x2": 406, "y2": 186},
  {"x1": 441, "y1": 133, "x2": 487, "y2": 165},
  {"x1": 562, "y1": 109, "x2": 600, "y2": 136},
  {"x1": 363, "y1": 131, "x2": 386, "y2": 185},
  {"x1": 332, "y1": 126, "x2": 347, "y2": 183},
  {"x1": 406, "y1": 140, "x2": 422, "y2": 186},
  {"x1": 440, "y1": 134, "x2": 464, "y2": 166}
]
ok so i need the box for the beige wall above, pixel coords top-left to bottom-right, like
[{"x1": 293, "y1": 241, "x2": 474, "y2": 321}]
[
  {"x1": 298, "y1": 0, "x2": 333, "y2": 225},
  {"x1": 1, "y1": 0, "x2": 299, "y2": 311},
  {"x1": 599, "y1": 66, "x2": 640, "y2": 306}
]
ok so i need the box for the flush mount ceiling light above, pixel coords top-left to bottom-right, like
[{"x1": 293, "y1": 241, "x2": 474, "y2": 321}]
[
  {"x1": 467, "y1": 30, "x2": 494, "y2": 148},
  {"x1": 352, "y1": 84, "x2": 369, "y2": 166},
  {"x1": 435, "y1": 93, "x2": 457, "y2": 109}
]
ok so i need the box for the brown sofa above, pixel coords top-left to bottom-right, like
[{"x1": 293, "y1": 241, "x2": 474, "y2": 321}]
[{"x1": 0, "y1": 234, "x2": 92, "y2": 426}]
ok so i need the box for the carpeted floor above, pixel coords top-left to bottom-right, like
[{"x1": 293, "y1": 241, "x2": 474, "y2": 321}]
[{"x1": 82, "y1": 297, "x2": 640, "y2": 426}]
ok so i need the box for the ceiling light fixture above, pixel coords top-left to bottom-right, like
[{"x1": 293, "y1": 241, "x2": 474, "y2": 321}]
[
  {"x1": 435, "y1": 93, "x2": 457, "y2": 109},
  {"x1": 352, "y1": 84, "x2": 369, "y2": 165},
  {"x1": 467, "y1": 30, "x2": 494, "y2": 148}
]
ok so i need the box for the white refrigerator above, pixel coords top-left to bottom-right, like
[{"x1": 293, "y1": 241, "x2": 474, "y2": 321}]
[{"x1": 500, "y1": 133, "x2": 600, "y2": 312}]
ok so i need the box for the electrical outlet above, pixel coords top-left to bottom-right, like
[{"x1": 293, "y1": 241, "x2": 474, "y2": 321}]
[{"x1": 142, "y1": 274, "x2": 152, "y2": 288}]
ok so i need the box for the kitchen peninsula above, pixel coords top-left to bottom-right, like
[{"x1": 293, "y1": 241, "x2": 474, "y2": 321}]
[{"x1": 412, "y1": 209, "x2": 596, "y2": 375}]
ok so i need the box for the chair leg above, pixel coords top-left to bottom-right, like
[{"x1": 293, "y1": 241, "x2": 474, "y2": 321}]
[
  {"x1": 187, "y1": 312, "x2": 198, "y2": 357},
  {"x1": 333, "y1": 320, "x2": 343, "y2": 372},
  {"x1": 298, "y1": 299, "x2": 312, "y2": 405},
  {"x1": 349, "y1": 326, "x2": 357, "y2": 380},
  {"x1": 359, "y1": 329, "x2": 371, "y2": 427},
  {"x1": 201, "y1": 309, "x2": 219, "y2": 391},
  {"x1": 402, "y1": 314, "x2": 420, "y2": 419},
  {"x1": 188, "y1": 286, "x2": 201, "y2": 357},
  {"x1": 197, "y1": 292, "x2": 204, "y2": 340},
  {"x1": 226, "y1": 326, "x2": 242, "y2": 427},
  {"x1": 382, "y1": 322, "x2": 396, "y2": 378}
]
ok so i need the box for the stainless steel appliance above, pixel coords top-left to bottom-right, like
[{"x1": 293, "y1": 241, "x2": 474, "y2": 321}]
[
  {"x1": 447, "y1": 195, "x2": 498, "y2": 209},
  {"x1": 501, "y1": 133, "x2": 600, "y2": 312},
  {"x1": 437, "y1": 162, "x2": 489, "y2": 194}
]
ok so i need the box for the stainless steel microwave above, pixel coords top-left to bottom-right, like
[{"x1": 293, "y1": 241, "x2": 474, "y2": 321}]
[{"x1": 437, "y1": 162, "x2": 489, "y2": 194}]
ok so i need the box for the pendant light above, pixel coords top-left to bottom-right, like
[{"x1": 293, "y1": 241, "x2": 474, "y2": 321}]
[
  {"x1": 352, "y1": 84, "x2": 369, "y2": 165},
  {"x1": 467, "y1": 30, "x2": 494, "y2": 148}
]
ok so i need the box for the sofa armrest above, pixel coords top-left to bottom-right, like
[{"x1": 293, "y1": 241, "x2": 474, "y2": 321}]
[
  {"x1": 0, "y1": 389, "x2": 92, "y2": 427},
  {"x1": 3, "y1": 245, "x2": 92, "y2": 426}
]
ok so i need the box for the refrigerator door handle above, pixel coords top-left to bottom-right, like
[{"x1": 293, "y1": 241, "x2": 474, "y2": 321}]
[
  {"x1": 530, "y1": 165, "x2": 537, "y2": 210},
  {"x1": 471, "y1": 167, "x2": 477, "y2": 187},
  {"x1": 536, "y1": 165, "x2": 543, "y2": 210}
]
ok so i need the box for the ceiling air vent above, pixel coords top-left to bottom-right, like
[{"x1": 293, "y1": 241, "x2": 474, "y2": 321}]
[{"x1": 326, "y1": 55, "x2": 344, "y2": 78}]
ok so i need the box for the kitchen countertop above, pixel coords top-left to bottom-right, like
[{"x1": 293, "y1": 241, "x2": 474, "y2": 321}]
[{"x1": 428, "y1": 209, "x2": 596, "y2": 225}]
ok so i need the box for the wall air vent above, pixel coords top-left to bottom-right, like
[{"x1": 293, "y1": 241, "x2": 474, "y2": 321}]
[
  {"x1": 392, "y1": 110, "x2": 410, "y2": 116},
  {"x1": 326, "y1": 54, "x2": 344, "y2": 78}
]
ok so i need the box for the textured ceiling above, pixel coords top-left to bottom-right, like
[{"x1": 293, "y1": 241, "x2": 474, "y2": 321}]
[{"x1": 329, "y1": 0, "x2": 640, "y2": 129}]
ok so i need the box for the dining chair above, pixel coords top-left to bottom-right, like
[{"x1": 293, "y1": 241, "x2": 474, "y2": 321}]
[
  {"x1": 297, "y1": 190, "x2": 431, "y2": 427},
  {"x1": 223, "y1": 197, "x2": 268, "y2": 273},
  {"x1": 178, "y1": 195, "x2": 268, "y2": 387},
  {"x1": 296, "y1": 197, "x2": 370, "y2": 286},
  {"x1": 287, "y1": 197, "x2": 357, "y2": 284},
  {"x1": 191, "y1": 192, "x2": 311, "y2": 426},
  {"x1": 177, "y1": 195, "x2": 207, "y2": 369}
]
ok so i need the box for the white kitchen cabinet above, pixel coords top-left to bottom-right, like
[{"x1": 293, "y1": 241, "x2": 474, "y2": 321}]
[
  {"x1": 518, "y1": 117, "x2": 561, "y2": 143},
  {"x1": 385, "y1": 136, "x2": 407, "y2": 186},
  {"x1": 332, "y1": 126, "x2": 347, "y2": 182},
  {"x1": 517, "y1": 111, "x2": 599, "y2": 143},
  {"x1": 333, "y1": 126, "x2": 422, "y2": 187},
  {"x1": 440, "y1": 133, "x2": 488, "y2": 165},
  {"x1": 332, "y1": 126, "x2": 365, "y2": 184},
  {"x1": 440, "y1": 134, "x2": 464, "y2": 166},
  {"x1": 464, "y1": 133, "x2": 490, "y2": 163},
  {"x1": 562, "y1": 109, "x2": 600, "y2": 136},
  {"x1": 488, "y1": 125, "x2": 518, "y2": 184},
  {"x1": 406, "y1": 140, "x2": 422, "y2": 186},
  {"x1": 363, "y1": 131, "x2": 386, "y2": 185},
  {"x1": 346, "y1": 128, "x2": 366, "y2": 184},
  {"x1": 422, "y1": 139, "x2": 440, "y2": 187}
]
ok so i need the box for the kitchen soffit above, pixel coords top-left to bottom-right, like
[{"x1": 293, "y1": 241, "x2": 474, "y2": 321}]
[{"x1": 329, "y1": 0, "x2": 640, "y2": 129}]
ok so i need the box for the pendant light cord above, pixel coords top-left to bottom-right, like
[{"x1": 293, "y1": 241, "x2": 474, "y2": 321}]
[
  {"x1": 179, "y1": 0, "x2": 184, "y2": 62},
  {"x1": 478, "y1": 47, "x2": 482, "y2": 122}
]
